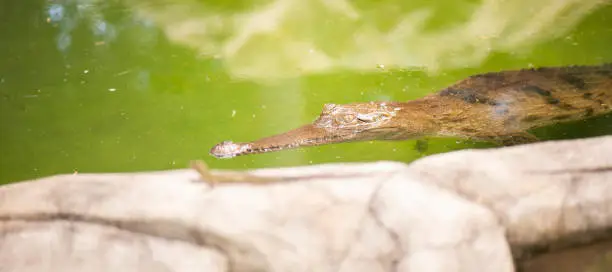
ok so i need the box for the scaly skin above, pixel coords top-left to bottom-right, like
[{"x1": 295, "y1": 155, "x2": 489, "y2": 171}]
[{"x1": 210, "y1": 63, "x2": 612, "y2": 159}]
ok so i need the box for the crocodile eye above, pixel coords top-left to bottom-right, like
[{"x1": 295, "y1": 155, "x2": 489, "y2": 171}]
[{"x1": 357, "y1": 112, "x2": 390, "y2": 122}]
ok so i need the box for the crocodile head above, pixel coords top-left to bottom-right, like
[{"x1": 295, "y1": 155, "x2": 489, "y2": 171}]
[{"x1": 210, "y1": 102, "x2": 415, "y2": 158}]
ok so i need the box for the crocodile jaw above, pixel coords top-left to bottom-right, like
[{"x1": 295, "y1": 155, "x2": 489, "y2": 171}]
[{"x1": 209, "y1": 124, "x2": 352, "y2": 158}]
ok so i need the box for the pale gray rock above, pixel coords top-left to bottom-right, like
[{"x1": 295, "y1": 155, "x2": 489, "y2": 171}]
[
  {"x1": 1, "y1": 136, "x2": 611, "y2": 272},
  {"x1": 406, "y1": 135, "x2": 612, "y2": 259}
]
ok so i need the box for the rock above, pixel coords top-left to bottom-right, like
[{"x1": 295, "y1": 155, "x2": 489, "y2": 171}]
[
  {"x1": 406, "y1": 135, "x2": 612, "y2": 259},
  {"x1": 0, "y1": 136, "x2": 611, "y2": 272}
]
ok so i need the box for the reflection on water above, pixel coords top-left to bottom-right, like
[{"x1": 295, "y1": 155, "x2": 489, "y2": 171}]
[
  {"x1": 46, "y1": 0, "x2": 157, "y2": 56},
  {"x1": 126, "y1": 0, "x2": 605, "y2": 80},
  {"x1": 0, "y1": 0, "x2": 611, "y2": 183}
]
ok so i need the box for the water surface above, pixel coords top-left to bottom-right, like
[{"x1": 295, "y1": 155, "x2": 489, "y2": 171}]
[{"x1": 1, "y1": 0, "x2": 611, "y2": 183}]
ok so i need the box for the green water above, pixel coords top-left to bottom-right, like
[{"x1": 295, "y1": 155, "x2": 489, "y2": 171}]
[{"x1": 1, "y1": 0, "x2": 611, "y2": 184}]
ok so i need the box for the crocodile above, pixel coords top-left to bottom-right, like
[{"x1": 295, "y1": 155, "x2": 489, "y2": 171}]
[{"x1": 210, "y1": 63, "x2": 612, "y2": 159}]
